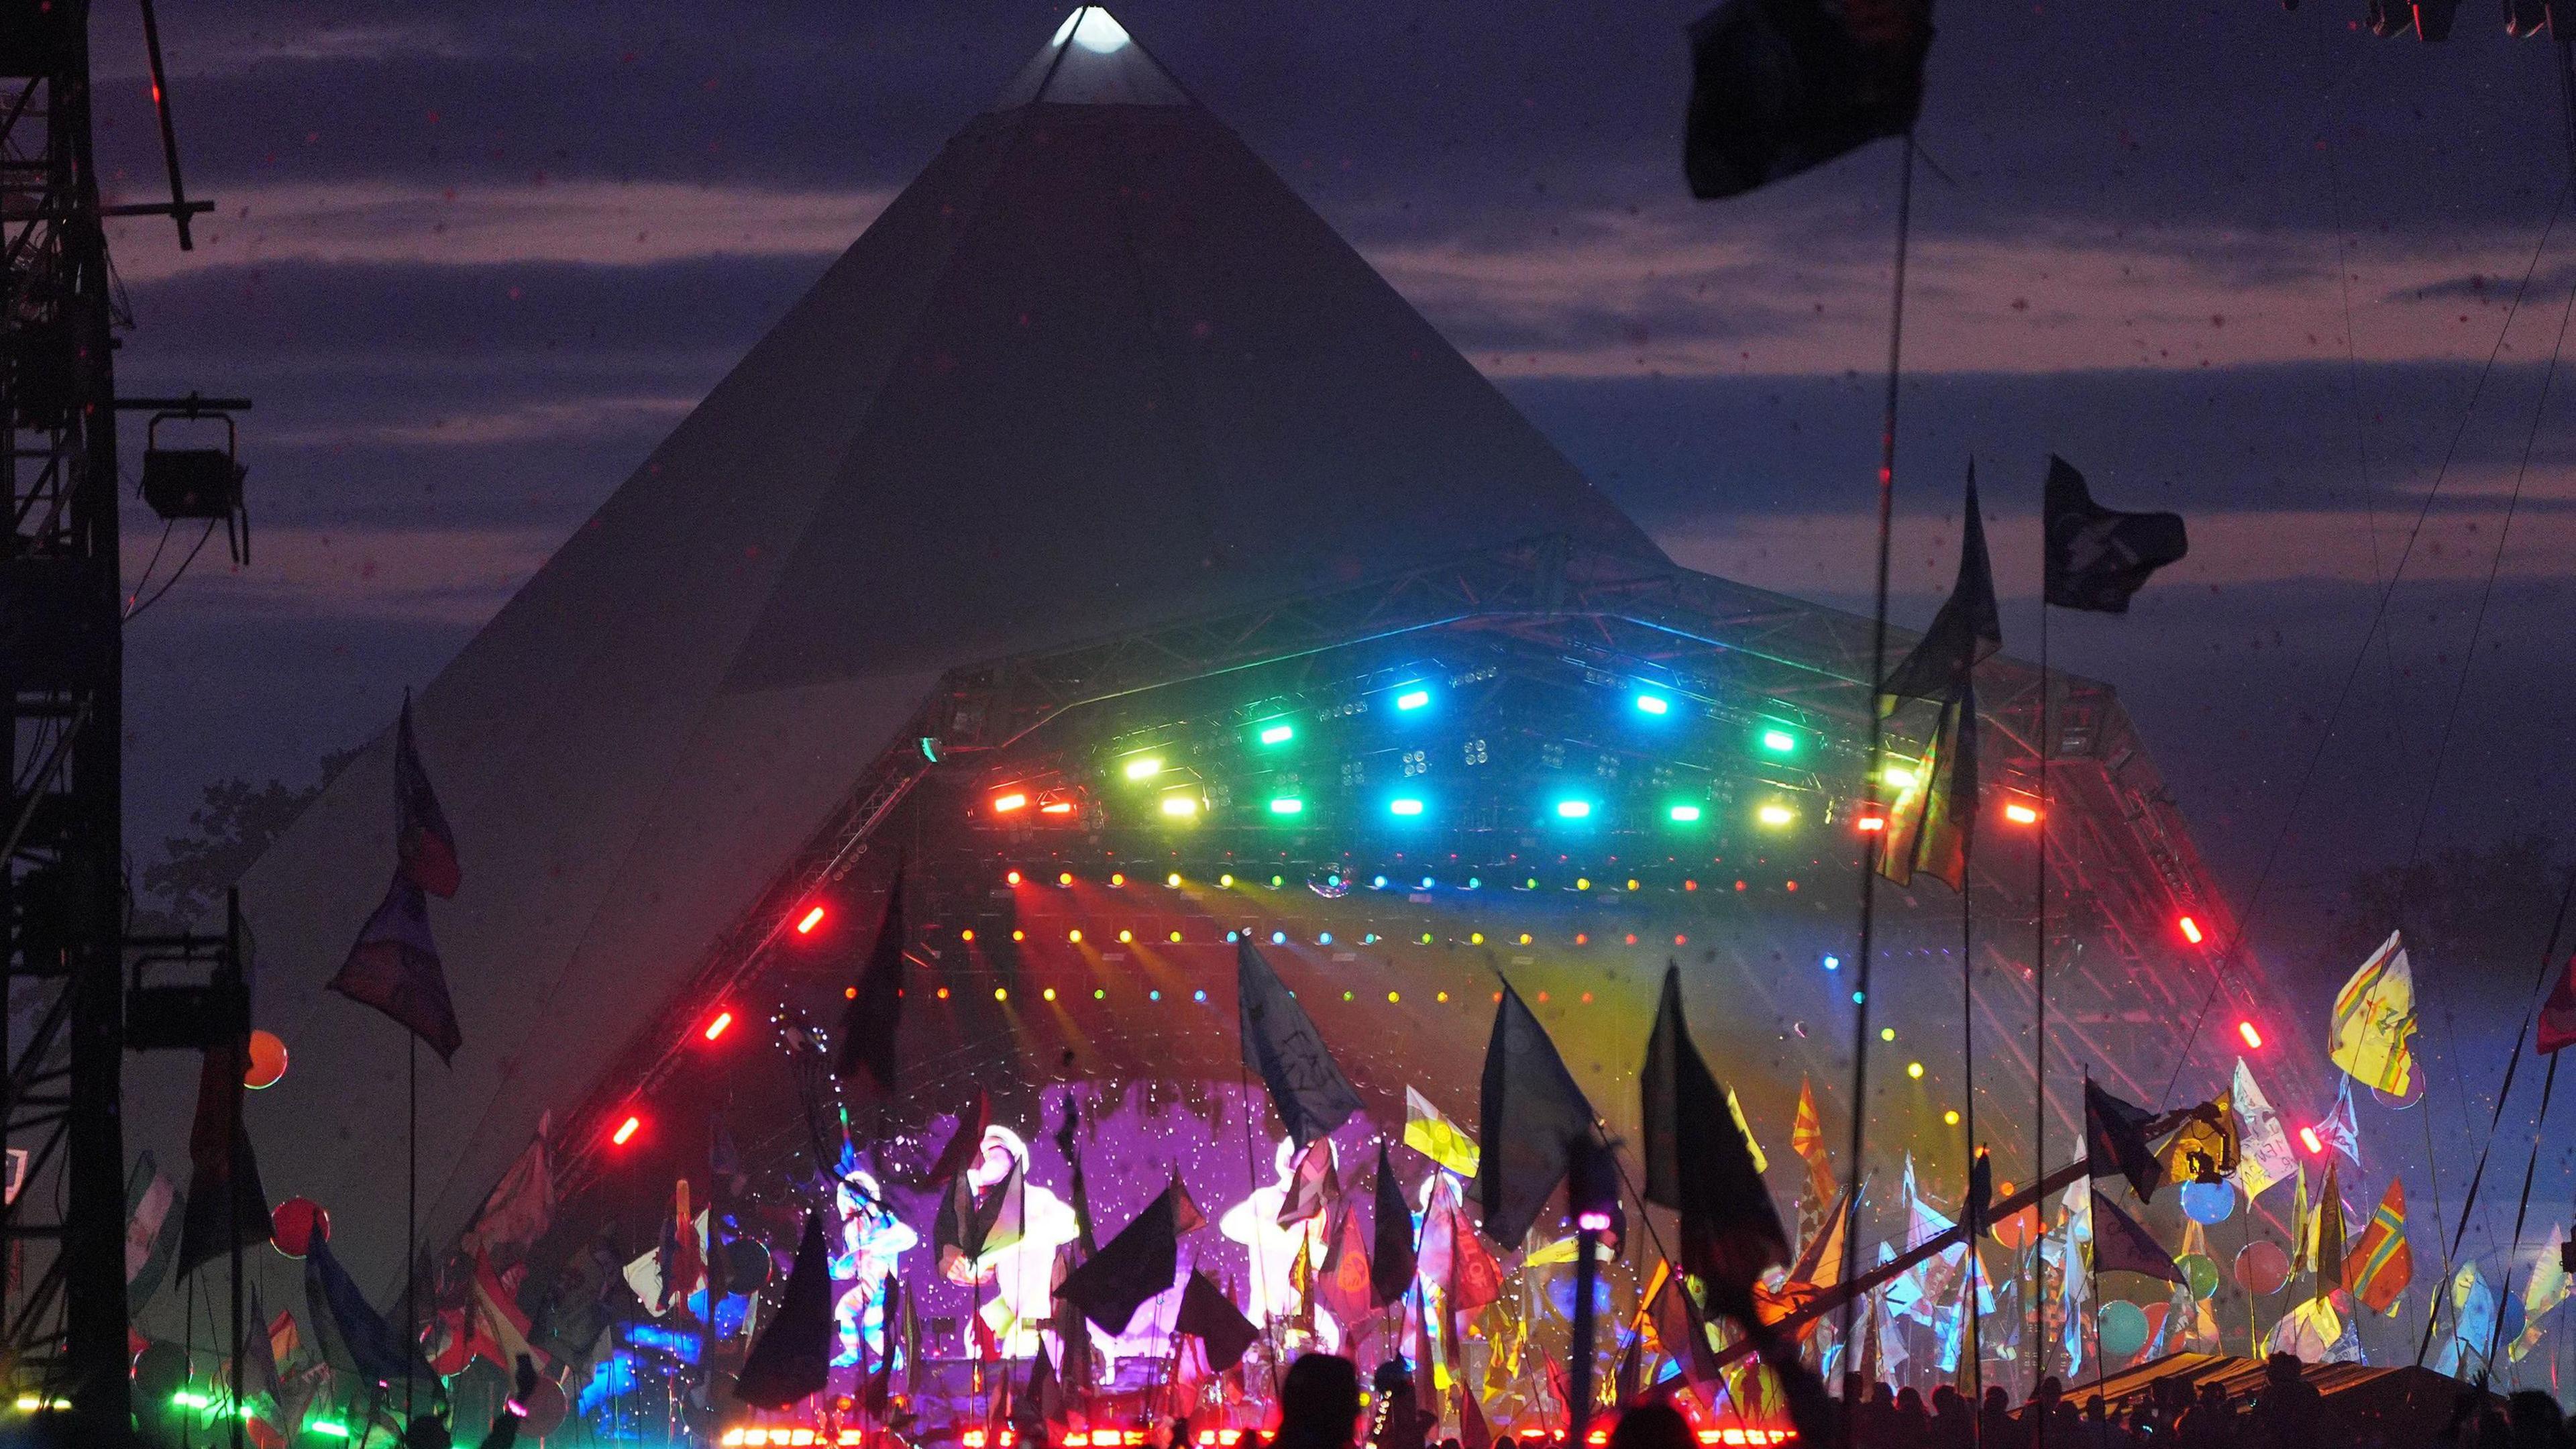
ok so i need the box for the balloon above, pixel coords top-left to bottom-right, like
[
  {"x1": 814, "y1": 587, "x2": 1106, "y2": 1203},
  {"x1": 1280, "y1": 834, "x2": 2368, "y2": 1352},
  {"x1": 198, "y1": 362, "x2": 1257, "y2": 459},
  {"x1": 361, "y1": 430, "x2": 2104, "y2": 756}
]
[
  {"x1": 2180, "y1": 1252, "x2": 2222, "y2": 1301},
  {"x1": 2098, "y1": 1301, "x2": 2150, "y2": 1359},
  {"x1": 2180, "y1": 1180, "x2": 2235, "y2": 1224},
  {"x1": 133, "y1": 1342, "x2": 189, "y2": 1402},
  {"x1": 270, "y1": 1197, "x2": 329, "y2": 1258},
  {"x1": 519, "y1": 1379, "x2": 568, "y2": 1438},
  {"x1": 720, "y1": 1236, "x2": 773, "y2": 1293},
  {"x1": 2233, "y1": 1240, "x2": 2290, "y2": 1295},
  {"x1": 2372, "y1": 1077, "x2": 2424, "y2": 1111},
  {"x1": 1990, "y1": 1201, "x2": 2041, "y2": 1250},
  {"x1": 244, "y1": 1030, "x2": 288, "y2": 1091}
]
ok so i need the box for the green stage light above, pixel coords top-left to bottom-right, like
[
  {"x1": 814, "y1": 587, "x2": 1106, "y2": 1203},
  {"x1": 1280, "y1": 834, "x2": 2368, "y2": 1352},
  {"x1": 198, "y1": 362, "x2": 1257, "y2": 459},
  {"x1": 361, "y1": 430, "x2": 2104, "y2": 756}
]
[
  {"x1": 1269, "y1": 796, "x2": 1304, "y2": 815},
  {"x1": 1668, "y1": 804, "x2": 1703, "y2": 822},
  {"x1": 1395, "y1": 689, "x2": 1430, "y2": 711},
  {"x1": 1123, "y1": 755, "x2": 1163, "y2": 781},
  {"x1": 309, "y1": 1422, "x2": 354, "y2": 1440},
  {"x1": 1760, "y1": 727, "x2": 1798, "y2": 755},
  {"x1": 1258, "y1": 722, "x2": 1295, "y2": 745}
]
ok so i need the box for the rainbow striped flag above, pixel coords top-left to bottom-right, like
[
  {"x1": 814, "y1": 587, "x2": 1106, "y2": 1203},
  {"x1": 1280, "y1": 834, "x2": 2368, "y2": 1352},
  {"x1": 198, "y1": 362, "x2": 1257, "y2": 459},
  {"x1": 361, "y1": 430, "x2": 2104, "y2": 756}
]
[{"x1": 2344, "y1": 1177, "x2": 2412, "y2": 1313}]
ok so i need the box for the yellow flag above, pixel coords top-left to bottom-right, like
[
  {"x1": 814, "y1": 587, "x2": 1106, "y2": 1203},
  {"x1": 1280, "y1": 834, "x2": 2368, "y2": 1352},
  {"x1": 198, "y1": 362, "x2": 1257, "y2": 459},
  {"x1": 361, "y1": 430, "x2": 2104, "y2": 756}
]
[
  {"x1": 1726, "y1": 1085, "x2": 1770, "y2": 1174},
  {"x1": 2330, "y1": 931, "x2": 2417, "y2": 1096},
  {"x1": 1403, "y1": 1085, "x2": 1480, "y2": 1178}
]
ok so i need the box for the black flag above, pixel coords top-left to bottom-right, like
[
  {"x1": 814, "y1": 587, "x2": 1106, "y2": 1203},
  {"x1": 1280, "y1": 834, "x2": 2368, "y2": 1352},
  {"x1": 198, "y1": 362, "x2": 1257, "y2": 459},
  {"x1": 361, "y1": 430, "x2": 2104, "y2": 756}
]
[
  {"x1": 835, "y1": 866, "x2": 906, "y2": 1091},
  {"x1": 1236, "y1": 939, "x2": 1363, "y2": 1146},
  {"x1": 1173, "y1": 1271, "x2": 1260, "y2": 1373},
  {"x1": 1370, "y1": 1141, "x2": 1417, "y2": 1309},
  {"x1": 2043, "y1": 455, "x2": 2188, "y2": 613},
  {"x1": 1684, "y1": 0, "x2": 1935, "y2": 201},
  {"x1": 1054, "y1": 1179, "x2": 1202, "y2": 1336},
  {"x1": 1475, "y1": 981, "x2": 1598, "y2": 1246},
  {"x1": 2088, "y1": 1191, "x2": 2184, "y2": 1285},
  {"x1": 393, "y1": 694, "x2": 460, "y2": 898},
  {"x1": 327, "y1": 870, "x2": 464, "y2": 1063},
  {"x1": 1640, "y1": 966, "x2": 1789, "y2": 1320},
  {"x1": 177, "y1": 1036, "x2": 275, "y2": 1279},
  {"x1": 1881, "y1": 462, "x2": 2001, "y2": 704},
  {"x1": 2084, "y1": 1077, "x2": 2165, "y2": 1203},
  {"x1": 736, "y1": 1211, "x2": 834, "y2": 1409}
]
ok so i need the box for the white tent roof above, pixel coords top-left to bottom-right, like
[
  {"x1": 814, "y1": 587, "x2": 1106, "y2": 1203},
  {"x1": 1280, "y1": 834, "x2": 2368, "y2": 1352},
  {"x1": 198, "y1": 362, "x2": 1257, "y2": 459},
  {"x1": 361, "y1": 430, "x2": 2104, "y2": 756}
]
[{"x1": 124, "y1": 7, "x2": 1660, "y2": 1303}]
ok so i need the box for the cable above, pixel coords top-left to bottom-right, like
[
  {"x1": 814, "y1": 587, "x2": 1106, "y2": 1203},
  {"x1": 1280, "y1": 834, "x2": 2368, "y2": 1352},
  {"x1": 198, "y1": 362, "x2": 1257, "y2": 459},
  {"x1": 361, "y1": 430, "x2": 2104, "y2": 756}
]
[
  {"x1": 121, "y1": 519, "x2": 219, "y2": 625},
  {"x1": 2157, "y1": 172, "x2": 2574, "y2": 1107}
]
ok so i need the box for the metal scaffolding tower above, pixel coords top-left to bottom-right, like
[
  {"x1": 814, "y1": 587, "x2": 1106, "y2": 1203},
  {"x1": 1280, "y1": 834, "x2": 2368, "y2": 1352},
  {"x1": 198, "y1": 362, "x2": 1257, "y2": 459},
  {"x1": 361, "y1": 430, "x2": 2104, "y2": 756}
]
[{"x1": 4, "y1": 3, "x2": 229, "y2": 1440}]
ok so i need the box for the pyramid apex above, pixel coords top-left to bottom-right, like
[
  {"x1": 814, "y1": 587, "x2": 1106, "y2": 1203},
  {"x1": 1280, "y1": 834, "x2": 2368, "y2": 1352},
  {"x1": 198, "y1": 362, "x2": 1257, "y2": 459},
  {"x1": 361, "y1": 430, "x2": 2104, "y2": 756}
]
[{"x1": 991, "y1": 7, "x2": 1191, "y2": 111}]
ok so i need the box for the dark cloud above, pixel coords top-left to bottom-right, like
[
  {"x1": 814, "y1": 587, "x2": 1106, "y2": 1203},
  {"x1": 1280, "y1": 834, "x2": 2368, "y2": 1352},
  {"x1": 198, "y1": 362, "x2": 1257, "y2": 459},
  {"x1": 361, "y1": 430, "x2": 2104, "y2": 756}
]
[{"x1": 1507, "y1": 360, "x2": 2576, "y2": 525}]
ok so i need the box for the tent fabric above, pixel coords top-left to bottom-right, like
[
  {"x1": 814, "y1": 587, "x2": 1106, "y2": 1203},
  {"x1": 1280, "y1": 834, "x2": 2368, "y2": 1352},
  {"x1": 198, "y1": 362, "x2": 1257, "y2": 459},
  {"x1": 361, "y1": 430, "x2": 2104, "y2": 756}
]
[{"x1": 122, "y1": 5, "x2": 1660, "y2": 1307}]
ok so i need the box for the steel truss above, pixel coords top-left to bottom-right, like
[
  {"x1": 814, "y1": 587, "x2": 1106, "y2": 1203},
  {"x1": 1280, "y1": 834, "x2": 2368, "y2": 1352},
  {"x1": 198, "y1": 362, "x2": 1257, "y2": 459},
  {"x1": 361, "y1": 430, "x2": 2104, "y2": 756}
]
[{"x1": 551, "y1": 535, "x2": 2288, "y2": 1195}]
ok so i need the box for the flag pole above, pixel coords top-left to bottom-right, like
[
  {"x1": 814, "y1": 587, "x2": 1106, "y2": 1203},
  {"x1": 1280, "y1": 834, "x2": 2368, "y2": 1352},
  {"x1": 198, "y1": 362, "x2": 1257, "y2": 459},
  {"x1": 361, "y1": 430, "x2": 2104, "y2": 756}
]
[
  {"x1": 1959, "y1": 861, "x2": 1980, "y2": 1421},
  {"x1": 1835, "y1": 123, "x2": 1919, "y2": 1415},
  {"x1": 2030, "y1": 572, "x2": 2051, "y2": 1403},
  {"x1": 405, "y1": 1033, "x2": 417, "y2": 1427}
]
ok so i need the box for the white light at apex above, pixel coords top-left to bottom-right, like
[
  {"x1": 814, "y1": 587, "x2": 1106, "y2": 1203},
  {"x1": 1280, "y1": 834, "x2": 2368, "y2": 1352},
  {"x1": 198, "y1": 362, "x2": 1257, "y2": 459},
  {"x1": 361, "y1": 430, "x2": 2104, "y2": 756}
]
[{"x1": 1069, "y1": 8, "x2": 1132, "y2": 53}]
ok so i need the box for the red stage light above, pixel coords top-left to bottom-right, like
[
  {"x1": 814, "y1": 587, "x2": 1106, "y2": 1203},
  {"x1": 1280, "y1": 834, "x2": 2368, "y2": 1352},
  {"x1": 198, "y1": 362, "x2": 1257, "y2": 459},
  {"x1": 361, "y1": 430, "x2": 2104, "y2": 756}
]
[
  {"x1": 2298, "y1": 1126, "x2": 2324, "y2": 1155},
  {"x1": 612, "y1": 1115, "x2": 641, "y2": 1146},
  {"x1": 991, "y1": 792, "x2": 1028, "y2": 814},
  {"x1": 795, "y1": 905, "x2": 825, "y2": 935},
  {"x1": 1040, "y1": 801, "x2": 1075, "y2": 815},
  {"x1": 703, "y1": 1011, "x2": 733, "y2": 1042},
  {"x1": 1856, "y1": 812, "x2": 1887, "y2": 833},
  {"x1": 2004, "y1": 802, "x2": 2041, "y2": 824},
  {"x1": 2236, "y1": 1019, "x2": 2263, "y2": 1050},
  {"x1": 1006, "y1": 869, "x2": 1022, "y2": 885},
  {"x1": 2178, "y1": 914, "x2": 2204, "y2": 945}
]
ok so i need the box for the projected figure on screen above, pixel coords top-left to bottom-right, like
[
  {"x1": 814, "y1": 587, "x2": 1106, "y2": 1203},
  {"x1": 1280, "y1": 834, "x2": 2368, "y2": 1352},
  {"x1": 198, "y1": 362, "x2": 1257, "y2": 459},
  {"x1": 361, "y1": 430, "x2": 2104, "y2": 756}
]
[
  {"x1": 829, "y1": 1169, "x2": 917, "y2": 1368},
  {"x1": 944, "y1": 1125, "x2": 1079, "y2": 1358},
  {"x1": 1219, "y1": 1136, "x2": 1340, "y2": 1352}
]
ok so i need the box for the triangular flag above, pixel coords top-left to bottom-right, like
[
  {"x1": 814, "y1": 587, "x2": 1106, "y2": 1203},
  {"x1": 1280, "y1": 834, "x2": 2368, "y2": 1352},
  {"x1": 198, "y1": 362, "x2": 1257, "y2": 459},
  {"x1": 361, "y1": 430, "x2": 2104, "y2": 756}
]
[
  {"x1": 2538, "y1": 952, "x2": 2576, "y2": 1055},
  {"x1": 326, "y1": 870, "x2": 463, "y2": 1063},
  {"x1": 1370, "y1": 1140, "x2": 1417, "y2": 1309},
  {"x1": 1055, "y1": 1179, "x2": 1195, "y2": 1337},
  {"x1": 1317, "y1": 1201, "x2": 1374, "y2": 1325},
  {"x1": 2343, "y1": 1177, "x2": 2412, "y2": 1313},
  {"x1": 2087, "y1": 1190, "x2": 2183, "y2": 1285},
  {"x1": 1877, "y1": 682, "x2": 1976, "y2": 892},
  {"x1": 393, "y1": 694, "x2": 461, "y2": 898},
  {"x1": 835, "y1": 867, "x2": 907, "y2": 1091},
  {"x1": 1880, "y1": 462, "x2": 2002, "y2": 704},
  {"x1": 1237, "y1": 939, "x2": 1364, "y2": 1146},
  {"x1": 1403, "y1": 1086, "x2": 1481, "y2": 1178},
  {"x1": 125, "y1": 1151, "x2": 184, "y2": 1314},
  {"x1": 2229, "y1": 1059, "x2": 2297, "y2": 1201},
  {"x1": 2313, "y1": 1161, "x2": 2346, "y2": 1305},
  {"x1": 177, "y1": 1035, "x2": 275, "y2": 1279},
  {"x1": 2041, "y1": 455, "x2": 2188, "y2": 613},
  {"x1": 1641, "y1": 964, "x2": 1788, "y2": 1319},
  {"x1": 2317, "y1": 1081, "x2": 2363, "y2": 1170},
  {"x1": 1173, "y1": 1270, "x2": 1259, "y2": 1372},
  {"x1": 737, "y1": 1211, "x2": 834, "y2": 1409},
  {"x1": 1276, "y1": 1136, "x2": 1338, "y2": 1228},
  {"x1": 2084, "y1": 1077, "x2": 2165, "y2": 1202},
  {"x1": 1474, "y1": 980, "x2": 1597, "y2": 1246},
  {"x1": 303, "y1": 1235, "x2": 421, "y2": 1387},
  {"x1": 1790, "y1": 1077, "x2": 1835, "y2": 1206},
  {"x1": 460, "y1": 1114, "x2": 555, "y2": 1267},
  {"x1": 2330, "y1": 931, "x2": 2418, "y2": 1096},
  {"x1": 1416, "y1": 1175, "x2": 1501, "y2": 1320},
  {"x1": 921, "y1": 1092, "x2": 991, "y2": 1189}
]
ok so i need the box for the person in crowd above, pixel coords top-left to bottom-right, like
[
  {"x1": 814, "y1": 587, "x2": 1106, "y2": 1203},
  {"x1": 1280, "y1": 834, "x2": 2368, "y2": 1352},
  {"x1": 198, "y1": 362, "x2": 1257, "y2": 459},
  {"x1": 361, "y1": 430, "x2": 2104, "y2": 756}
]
[
  {"x1": 1981, "y1": 1385, "x2": 2016, "y2": 1449},
  {"x1": 1607, "y1": 1401, "x2": 1697, "y2": 1449},
  {"x1": 2245, "y1": 1354, "x2": 2320, "y2": 1446},
  {"x1": 1273, "y1": 1354, "x2": 1364, "y2": 1449},
  {"x1": 1929, "y1": 1384, "x2": 1974, "y2": 1449},
  {"x1": 2505, "y1": 1392, "x2": 2571, "y2": 1449},
  {"x1": 2174, "y1": 1380, "x2": 2233, "y2": 1449}
]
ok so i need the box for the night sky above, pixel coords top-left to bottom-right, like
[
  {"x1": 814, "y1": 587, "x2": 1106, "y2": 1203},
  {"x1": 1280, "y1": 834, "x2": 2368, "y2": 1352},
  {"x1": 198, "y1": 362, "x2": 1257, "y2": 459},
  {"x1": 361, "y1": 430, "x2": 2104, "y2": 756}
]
[{"x1": 97, "y1": 1, "x2": 2575, "y2": 964}]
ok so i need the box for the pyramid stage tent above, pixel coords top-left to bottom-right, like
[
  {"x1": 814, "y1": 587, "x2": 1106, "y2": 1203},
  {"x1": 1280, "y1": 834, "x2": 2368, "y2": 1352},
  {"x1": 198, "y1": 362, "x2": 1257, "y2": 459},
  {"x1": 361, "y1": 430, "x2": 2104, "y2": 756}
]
[
  {"x1": 123, "y1": 7, "x2": 1652, "y2": 1301},
  {"x1": 125, "y1": 9, "x2": 2289, "y2": 1325}
]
